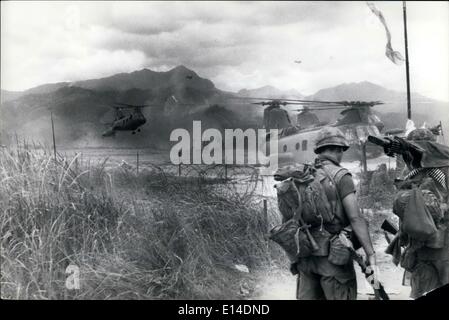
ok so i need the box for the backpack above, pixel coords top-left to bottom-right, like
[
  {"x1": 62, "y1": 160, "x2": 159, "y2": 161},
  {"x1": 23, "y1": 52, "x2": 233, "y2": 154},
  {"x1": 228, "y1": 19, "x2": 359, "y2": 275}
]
[
  {"x1": 269, "y1": 161, "x2": 348, "y2": 260},
  {"x1": 393, "y1": 176, "x2": 445, "y2": 244},
  {"x1": 274, "y1": 161, "x2": 347, "y2": 228}
]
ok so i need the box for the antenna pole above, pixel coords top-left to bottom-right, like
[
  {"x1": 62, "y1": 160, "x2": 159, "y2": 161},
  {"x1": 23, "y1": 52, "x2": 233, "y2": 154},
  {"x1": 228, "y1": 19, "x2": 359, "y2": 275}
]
[
  {"x1": 403, "y1": 1, "x2": 412, "y2": 120},
  {"x1": 51, "y1": 110, "x2": 57, "y2": 161}
]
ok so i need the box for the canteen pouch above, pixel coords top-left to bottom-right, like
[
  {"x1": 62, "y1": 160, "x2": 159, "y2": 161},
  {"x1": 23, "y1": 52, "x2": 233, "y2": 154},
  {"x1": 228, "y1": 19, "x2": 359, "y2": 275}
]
[{"x1": 328, "y1": 233, "x2": 352, "y2": 265}]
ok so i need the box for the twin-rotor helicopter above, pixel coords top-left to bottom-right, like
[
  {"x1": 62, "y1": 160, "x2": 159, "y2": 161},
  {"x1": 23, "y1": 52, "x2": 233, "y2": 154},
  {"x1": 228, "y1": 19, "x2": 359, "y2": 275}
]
[
  {"x1": 100, "y1": 96, "x2": 438, "y2": 166},
  {"x1": 232, "y1": 97, "x2": 386, "y2": 164},
  {"x1": 101, "y1": 103, "x2": 155, "y2": 137}
]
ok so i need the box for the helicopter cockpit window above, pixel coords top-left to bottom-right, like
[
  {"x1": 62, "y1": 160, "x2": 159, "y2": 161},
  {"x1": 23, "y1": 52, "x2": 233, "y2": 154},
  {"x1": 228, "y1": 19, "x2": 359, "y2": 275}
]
[
  {"x1": 302, "y1": 140, "x2": 308, "y2": 151},
  {"x1": 283, "y1": 145, "x2": 287, "y2": 152},
  {"x1": 295, "y1": 142, "x2": 300, "y2": 151}
]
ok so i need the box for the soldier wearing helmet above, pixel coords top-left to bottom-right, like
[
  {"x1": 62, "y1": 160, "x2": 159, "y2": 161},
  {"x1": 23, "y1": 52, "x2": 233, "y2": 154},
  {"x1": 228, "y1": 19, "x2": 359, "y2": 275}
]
[
  {"x1": 390, "y1": 128, "x2": 449, "y2": 299},
  {"x1": 294, "y1": 126, "x2": 378, "y2": 300}
]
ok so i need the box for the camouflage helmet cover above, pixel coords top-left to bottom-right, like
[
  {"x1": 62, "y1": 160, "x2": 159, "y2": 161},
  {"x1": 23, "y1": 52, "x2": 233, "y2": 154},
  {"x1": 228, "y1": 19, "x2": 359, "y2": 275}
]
[
  {"x1": 406, "y1": 128, "x2": 437, "y2": 142},
  {"x1": 313, "y1": 126, "x2": 350, "y2": 154}
]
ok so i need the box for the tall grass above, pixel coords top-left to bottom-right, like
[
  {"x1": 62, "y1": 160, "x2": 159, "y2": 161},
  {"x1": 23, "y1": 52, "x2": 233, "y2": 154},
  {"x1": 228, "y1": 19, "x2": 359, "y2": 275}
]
[{"x1": 0, "y1": 144, "x2": 285, "y2": 300}]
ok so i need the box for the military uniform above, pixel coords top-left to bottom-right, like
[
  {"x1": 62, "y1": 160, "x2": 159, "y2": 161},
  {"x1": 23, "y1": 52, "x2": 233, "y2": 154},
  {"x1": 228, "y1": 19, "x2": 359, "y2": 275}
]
[
  {"x1": 392, "y1": 128, "x2": 449, "y2": 299},
  {"x1": 293, "y1": 127, "x2": 368, "y2": 300},
  {"x1": 295, "y1": 153, "x2": 358, "y2": 300}
]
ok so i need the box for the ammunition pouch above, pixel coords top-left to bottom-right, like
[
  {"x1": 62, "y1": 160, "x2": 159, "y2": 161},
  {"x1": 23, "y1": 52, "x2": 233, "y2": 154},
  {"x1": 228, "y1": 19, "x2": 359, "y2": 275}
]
[
  {"x1": 310, "y1": 228, "x2": 331, "y2": 256},
  {"x1": 296, "y1": 228, "x2": 332, "y2": 258},
  {"x1": 328, "y1": 233, "x2": 352, "y2": 266},
  {"x1": 296, "y1": 227, "x2": 313, "y2": 258}
]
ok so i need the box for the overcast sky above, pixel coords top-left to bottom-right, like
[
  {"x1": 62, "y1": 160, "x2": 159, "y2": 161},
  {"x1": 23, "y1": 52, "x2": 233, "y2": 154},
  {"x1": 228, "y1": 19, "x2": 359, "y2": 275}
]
[{"x1": 1, "y1": 1, "x2": 448, "y2": 101}]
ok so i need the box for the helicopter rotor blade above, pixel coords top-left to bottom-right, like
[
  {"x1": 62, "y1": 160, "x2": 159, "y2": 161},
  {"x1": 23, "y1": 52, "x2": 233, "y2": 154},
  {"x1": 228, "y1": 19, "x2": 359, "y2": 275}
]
[
  {"x1": 113, "y1": 102, "x2": 161, "y2": 108},
  {"x1": 292, "y1": 106, "x2": 350, "y2": 112},
  {"x1": 228, "y1": 96, "x2": 385, "y2": 108},
  {"x1": 228, "y1": 96, "x2": 343, "y2": 104}
]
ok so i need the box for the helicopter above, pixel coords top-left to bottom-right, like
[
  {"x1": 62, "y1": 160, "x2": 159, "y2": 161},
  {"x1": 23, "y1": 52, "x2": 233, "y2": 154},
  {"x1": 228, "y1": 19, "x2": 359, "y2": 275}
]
[
  {"x1": 232, "y1": 97, "x2": 386, "y2": 164},
  {"x1": 101, "y1": 103, "x2": 157, "y2": 137}
]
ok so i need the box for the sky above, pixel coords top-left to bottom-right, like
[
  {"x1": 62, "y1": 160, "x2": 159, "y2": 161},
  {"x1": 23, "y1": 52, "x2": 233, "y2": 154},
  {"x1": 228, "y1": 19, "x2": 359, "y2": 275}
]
[{"x1": 1, "y1": 1, "x2": 448, "y2": 101}]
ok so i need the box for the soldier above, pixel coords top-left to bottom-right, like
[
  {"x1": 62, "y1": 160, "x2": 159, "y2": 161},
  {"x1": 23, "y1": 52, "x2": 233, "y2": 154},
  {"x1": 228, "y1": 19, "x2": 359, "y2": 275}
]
[
  {"x1": 390, "y1": 128, "x2": 449, "y2": 299},
  {"x1": 294, "y1": 127, "x2": 378, "y2": 300}
]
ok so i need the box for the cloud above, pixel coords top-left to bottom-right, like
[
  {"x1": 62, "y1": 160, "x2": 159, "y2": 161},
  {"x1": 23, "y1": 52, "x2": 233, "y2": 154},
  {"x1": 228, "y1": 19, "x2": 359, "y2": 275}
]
[{"x1": 1, "y1": 1, "x2": 448, "y2": 101}]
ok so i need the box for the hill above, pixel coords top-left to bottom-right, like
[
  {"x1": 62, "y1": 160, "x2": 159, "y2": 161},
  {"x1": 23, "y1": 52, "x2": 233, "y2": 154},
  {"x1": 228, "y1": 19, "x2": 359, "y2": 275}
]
[
  {"x1": 1, "y1": 70, "x2": 447, "y2": 147},
  {"x1": 305, "y1": 81, "x2": 448, "y2": 136},
  {"x1": 0, "y1": 66, "x2": 235, "y2": 148},
  {"x1": 238, "y1": 85, "x2": 303, "y2": 99}
]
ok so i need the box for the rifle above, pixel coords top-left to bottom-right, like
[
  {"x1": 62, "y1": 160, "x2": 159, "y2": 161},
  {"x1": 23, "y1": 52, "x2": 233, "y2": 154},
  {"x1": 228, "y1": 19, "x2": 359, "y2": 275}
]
[
  {"x1": 381, "y1": 218, "x2": 399, "y2": 245},
  {"x1": 381, "y1": 218, "x2": 404, "y2": 261},
  {"x1": 381, "y1": 219, "x2": 399, "y2": 235},
  {"x1": 339, "y1": 233, "x2": 390, "y2": 300}
]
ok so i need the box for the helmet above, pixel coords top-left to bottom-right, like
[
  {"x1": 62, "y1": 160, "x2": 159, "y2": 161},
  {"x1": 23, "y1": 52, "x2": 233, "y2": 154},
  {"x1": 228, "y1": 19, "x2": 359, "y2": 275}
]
[
  {"x1": 406, "y1": 128, "x2": 436, "y2": 142},
  {"x1": 313, "y1": 127, "x2": 350, "y2": 154}
]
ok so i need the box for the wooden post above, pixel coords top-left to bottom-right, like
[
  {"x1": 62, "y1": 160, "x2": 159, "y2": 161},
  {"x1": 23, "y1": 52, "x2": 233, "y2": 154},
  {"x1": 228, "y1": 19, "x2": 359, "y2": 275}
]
[
  {"x1": 136, "y1": 151, "x2": 139, "y2": 174},
  {"x1": 51, "y1": 111, "x2": 57, "y2": 161},
  {"x1": 224, "y1": 164, "x2": 228, "y2": 180},
  {"x1": 178, "y1": 163, "x2": 181, "y2": 176},
  {"x1": 361, "y1": 141, "x2": 368, "y2": 174},
  {"x1": 263, "y1": 199, "x2": 268, "y2": 233}
]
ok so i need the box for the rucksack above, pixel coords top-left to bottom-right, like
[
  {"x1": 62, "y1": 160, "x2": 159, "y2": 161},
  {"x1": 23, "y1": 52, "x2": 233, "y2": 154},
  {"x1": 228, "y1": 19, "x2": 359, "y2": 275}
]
[
  {"x1": 393, "y1": 176, "x2": 444, "y2": 244},
  {"x1": 269, "y1": 161, "x2": 347, "y2": 260},
  {"x1": 274, "y1": 162, "x2": 345, "y2": 227}
]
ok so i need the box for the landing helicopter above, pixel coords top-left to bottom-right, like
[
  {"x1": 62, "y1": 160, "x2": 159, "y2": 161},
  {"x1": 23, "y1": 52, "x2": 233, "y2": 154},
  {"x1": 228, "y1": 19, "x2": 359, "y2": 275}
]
[
  {"x1": 101, "y1": 103, "x2": 157, "y2": 137},
  {"x1": 232, "y1": 97, "x2": 386, "y2": 164}
]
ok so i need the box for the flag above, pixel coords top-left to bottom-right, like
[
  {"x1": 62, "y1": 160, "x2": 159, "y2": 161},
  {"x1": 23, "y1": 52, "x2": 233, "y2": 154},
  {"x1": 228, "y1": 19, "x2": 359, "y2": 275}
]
[
  {"x1": 405, "y1": 119, "x2": 416, "y2": 136},
  {"x1": 367, "y1": 2, "x2": 405, "y2": 65}
]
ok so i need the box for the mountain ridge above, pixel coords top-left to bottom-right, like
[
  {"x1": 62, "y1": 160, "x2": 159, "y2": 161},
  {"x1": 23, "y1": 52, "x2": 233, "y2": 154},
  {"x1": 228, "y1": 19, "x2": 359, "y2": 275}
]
[{"x1": 1, "y1": 66, "x2": 447, "y2": 147}]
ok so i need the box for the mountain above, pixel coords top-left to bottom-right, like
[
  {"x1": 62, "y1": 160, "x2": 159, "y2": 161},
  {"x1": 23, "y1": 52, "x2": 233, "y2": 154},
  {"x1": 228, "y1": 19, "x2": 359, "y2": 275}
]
[
  {"x1": 0, "y1": 66, "x2": 234, "y2": 148},
  {"x1": 24, "y1": 82, "x2": 71, "y2": 95},
  {"x1": 306, "y1": 81, "x2": 433, "y2": 110},
  {"x1": 1, "y1": 90, "x2": 24, "y2": 103},
  {"x1": 306, "y1": 81, "x2": 449, "y2": 137},
  {"x1": 1, "y1": 70, "x2": 447, "y2": 148},
  {"x1": 238, "y1": 85, "x2": 303, "y2": 99},
  {"x1": 73, "y1": 65, "x2": 216, "y2": 93}
]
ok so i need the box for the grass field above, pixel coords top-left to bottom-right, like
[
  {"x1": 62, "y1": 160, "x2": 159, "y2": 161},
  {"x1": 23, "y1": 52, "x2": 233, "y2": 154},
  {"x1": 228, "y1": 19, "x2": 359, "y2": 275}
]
[{"x1": 0, "y1": 144, "x2": 286, "y2": 300}]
